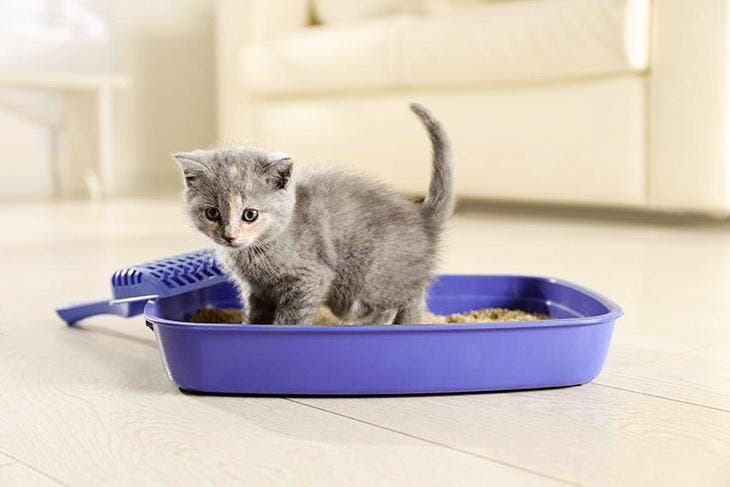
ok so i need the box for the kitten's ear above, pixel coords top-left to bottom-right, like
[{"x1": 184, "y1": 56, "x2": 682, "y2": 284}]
[
  {"x1": 263, "y1": 154, "x2": 293, "y2": 190},
  {"x1": 172, "y1": 152, "x2": 207, "y2": 186}
]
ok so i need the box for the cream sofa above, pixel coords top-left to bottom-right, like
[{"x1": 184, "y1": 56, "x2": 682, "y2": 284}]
[{"x1": 217, "y1": 0, "x2": 730, "y2": 214}]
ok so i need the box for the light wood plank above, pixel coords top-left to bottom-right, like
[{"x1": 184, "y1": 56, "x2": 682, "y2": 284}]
[
  {"x1": 0, "y1": 452, "x2": 15, "y2": 467},
  {"x1": 601, "y1": 333, "x2": 698, "y2": 371},
  {"x1": 297, "y1": 385, "x2": 730, "y2": 486},
  {"x1": 600, "y1": 346, "x2": 730, "y2": 411},
  {"x1": 0, "y1": 463, "x2": 63, "y2": 487}
]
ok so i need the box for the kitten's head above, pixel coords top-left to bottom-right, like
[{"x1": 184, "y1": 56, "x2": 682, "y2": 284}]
[{"x1": 173, "y1": 146, "x2": 295, "y2": 248}]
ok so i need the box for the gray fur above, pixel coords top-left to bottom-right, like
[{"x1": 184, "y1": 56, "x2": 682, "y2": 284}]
[{"x1": 173, "y1": 103, "x2": 453, "y2": 324}]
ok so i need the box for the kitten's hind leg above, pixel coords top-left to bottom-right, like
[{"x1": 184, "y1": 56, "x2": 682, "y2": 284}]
[
  {"x1": 362, "y1": 309, "x2": 398, "y2": 325},
  {"x1": 393, "y1": 300, "x2": 425, "y2": 324},
  {"x1": 275, "y1": 307, "x2": 319, "y2": 325},
  {"x1": 336, "y1": 299, "x2": 392, "y2": 325}
]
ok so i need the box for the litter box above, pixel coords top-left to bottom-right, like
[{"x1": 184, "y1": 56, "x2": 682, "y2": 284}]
[{"x1": 144, "y1": 274, "x2": 622, "y2": 395}]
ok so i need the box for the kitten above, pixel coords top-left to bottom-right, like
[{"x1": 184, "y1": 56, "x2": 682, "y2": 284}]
[{"x1": 174, "y1": 103, "x2": 453, "y2": 324}]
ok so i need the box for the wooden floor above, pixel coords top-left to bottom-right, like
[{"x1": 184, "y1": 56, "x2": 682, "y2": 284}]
[{"x1": 1, "y1": 200, "x2": 729, "y2": 486}]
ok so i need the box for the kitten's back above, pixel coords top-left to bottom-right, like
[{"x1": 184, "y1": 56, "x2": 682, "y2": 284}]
[
  {"x1": 296, "y1": 167, "x2": 428, "y2": 232},
  {"x1": 295, "y1": 167, "x2": 435, "y2": 307}
]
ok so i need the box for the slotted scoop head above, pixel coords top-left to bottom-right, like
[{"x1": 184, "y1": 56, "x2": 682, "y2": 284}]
[{"x1": 56, "y1": 249, "x2": 226, "y2": 325}]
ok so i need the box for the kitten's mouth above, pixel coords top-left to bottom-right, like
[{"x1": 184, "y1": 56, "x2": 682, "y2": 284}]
[{"x1": 219, "y1": 239, "x2": 251, "y2": 249}]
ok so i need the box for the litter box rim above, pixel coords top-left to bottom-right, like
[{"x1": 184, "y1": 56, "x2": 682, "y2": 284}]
[{"x1": 144, "y1": 274, "x2": 623, "y2": 332}]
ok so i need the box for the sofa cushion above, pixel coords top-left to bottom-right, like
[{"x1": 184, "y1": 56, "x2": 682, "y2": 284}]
[
  {"x1": 242, "y1": 0, "x2": 649, "y2": 95},
  {"x1": 313, "y1": 0, "x2": 421, "y2": 24},
  {"x1": 312, "y1": 0, "x2": 506, "y2": 24},
  {"x1": 243, "y1": 15, "x2": 410, "y2": 94},
  {"x1": 421, "y1": 0, "x2": 509, "y2": 16},
  {"x1": 402, "y1": 0, "x2": 649, "y2": 87}
]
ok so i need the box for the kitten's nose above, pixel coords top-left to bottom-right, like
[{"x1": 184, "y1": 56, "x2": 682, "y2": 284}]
[{"x1": 222, "y1": 235, "x2": 235, "y2": 244}]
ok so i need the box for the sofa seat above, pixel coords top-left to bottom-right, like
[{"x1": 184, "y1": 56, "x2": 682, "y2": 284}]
[{"x1": 242, "y1": 0, "x2": 649, "y2": 95}]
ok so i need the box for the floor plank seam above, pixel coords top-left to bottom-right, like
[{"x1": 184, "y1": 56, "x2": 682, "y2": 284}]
[
  {"x1": 285, "y1": 398, "x2": 581, "y2": 487},
  {"x1": 610, "y1": 343, "x2": 712, "y2": 370},
  {"x1": 592, "y1": 382, "x2": 730, "y2": 414},
  {"x1": 0, "y1": 448, "x2": 70, "y2": 486}
]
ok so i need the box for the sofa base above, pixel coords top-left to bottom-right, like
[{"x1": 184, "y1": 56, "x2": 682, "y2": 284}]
[{"x1": 254, "y1": 75, "x2": 646, "y2": 207}]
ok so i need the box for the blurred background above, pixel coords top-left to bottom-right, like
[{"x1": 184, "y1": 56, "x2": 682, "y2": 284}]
[{"x1": 2, "y1": 0, "x2": 727, "y2": 214}]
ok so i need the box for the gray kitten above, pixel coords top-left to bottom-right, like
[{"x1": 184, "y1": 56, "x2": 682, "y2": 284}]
[{"x1": 173, "y1": 103, "x2": 453, "y2": 324}]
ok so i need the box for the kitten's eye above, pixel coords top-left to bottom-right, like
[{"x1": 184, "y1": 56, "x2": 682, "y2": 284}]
[
  {"x1": 242, "y1": 208, "x2": 259, "y2": 223},
  {"x1": 204, "y1": 207, "x2": 221, "y2": 221}
]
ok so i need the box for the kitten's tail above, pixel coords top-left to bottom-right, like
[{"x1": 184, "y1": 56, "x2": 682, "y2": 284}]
[{"x1": 410, "y1": 103, "x2": 454, "y2": 226}]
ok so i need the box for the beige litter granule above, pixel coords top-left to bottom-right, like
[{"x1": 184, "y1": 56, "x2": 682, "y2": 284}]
[
  {"x1": 188, "y1": 307, "x2": 548, "y2": 325},
  {"x1": 421, "y1": 308, "x2": 548, "y2": 323},
  {"x1": 188, "y1": 307, "x2": 245, "y2": 324}
]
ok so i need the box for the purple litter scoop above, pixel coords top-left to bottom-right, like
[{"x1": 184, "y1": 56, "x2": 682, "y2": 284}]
[{"x1": 56, "y1": 250, "x2": 226, "y2": 325}]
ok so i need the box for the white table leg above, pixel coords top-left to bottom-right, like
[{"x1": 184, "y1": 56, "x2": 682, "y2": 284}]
[
  {"x1": 96, "y1": 87, "x2": 113, "y2": 200},
  {"x1": 58, "y1": 90, "x2": 101, "y2": 198}
]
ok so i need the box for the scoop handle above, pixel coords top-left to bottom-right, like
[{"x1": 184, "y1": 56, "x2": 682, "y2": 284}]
[{"x1": 56, "y1": 299, "x2": 147, "y2": 325}]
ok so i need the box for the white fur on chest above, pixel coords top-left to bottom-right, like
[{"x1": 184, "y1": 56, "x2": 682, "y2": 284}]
[{"x1": 218, "y1": 245, "x2": 281, "y2": 283}]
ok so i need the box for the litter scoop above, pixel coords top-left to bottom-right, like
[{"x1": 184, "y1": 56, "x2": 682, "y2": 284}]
[{"x1": 56, "y1": 249, "x2": 226, "y2": 325}]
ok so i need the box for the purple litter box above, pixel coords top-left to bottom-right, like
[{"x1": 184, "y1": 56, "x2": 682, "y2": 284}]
[{"x1": 143, "y1": 274, "x2": 622, "y2": 395}]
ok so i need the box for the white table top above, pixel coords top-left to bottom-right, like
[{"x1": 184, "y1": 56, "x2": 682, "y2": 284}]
[{"x1": 0, "y1": 72, "x2": 130, "y2": 90}]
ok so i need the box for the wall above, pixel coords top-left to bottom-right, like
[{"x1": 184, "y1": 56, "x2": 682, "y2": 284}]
[
  {"x1": 0, "y1": 104, "x2": 54, "y2": 197},
  {"x1": 94, "y1": 0, "x2": 217, "y2": 197}
]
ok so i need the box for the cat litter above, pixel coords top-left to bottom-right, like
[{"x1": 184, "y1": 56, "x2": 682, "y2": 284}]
[{"x1": 187, "y1": 307, "x2": 549, "y2": 325}]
